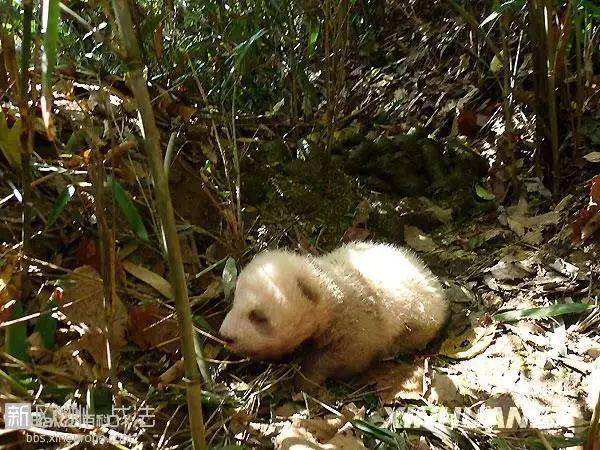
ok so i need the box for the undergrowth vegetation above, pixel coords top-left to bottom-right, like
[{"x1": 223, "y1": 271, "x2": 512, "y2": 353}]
[{"x1": 0, "y1": 0, "x2": 600, "y2": 449}]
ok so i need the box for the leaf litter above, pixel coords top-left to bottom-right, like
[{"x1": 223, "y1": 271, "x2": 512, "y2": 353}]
[{"x1": 0, "y1": 3, "x2": 599, "y2": 450}]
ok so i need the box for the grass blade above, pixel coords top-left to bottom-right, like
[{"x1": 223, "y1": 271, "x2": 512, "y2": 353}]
[
  {"x1": 34, "y1": 300, "x2": 58, "y2": 349},
  {"x1": 6, "y1": 301, "x2": 29, "y2": 362},
  {"x1": 47, "y1": 185, "x2": 75, "y2": 226},
  {"x1": 106, "y1": 176, "x2": 149, "y2": 241}
]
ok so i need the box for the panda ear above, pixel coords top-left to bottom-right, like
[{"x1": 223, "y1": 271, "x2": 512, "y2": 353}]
[{"x1": 297, "y1": 277, "x2": 320, "y2": 303}]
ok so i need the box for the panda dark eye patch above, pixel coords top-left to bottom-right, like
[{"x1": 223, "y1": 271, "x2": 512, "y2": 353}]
[{"x1": 249, "y1": 309, "x2": 269, "y2": 327}]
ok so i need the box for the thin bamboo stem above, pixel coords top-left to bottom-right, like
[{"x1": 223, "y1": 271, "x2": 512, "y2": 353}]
[
  {"x1": 109, "y1": 0, "x2": 207, "y2": 448},
  {"x1": 19, "y1": 0, "x2": 34, "y2": 301}
]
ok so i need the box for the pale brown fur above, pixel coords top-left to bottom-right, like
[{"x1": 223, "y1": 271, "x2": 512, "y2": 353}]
[{"x1": 219, "y1": 242, "x2": 449, "y2": 385}]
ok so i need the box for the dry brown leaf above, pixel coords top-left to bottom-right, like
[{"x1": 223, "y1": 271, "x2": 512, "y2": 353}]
[
  {"x1": 583, "y1": 152, "x2": 600, "y2": 163},
  {"x1": 158, "y1": 359, "x2": 185, "y2": 385},
  {"x1": 122, "y1": 261, "x2": 174, "y2": 299},
  {"x1": 506, "y1": 197, "x2": 560, "y2": 237},
  {"x1": 75, "y1": 236, "x2": 101, "y2": 272},
  {"x1": 53, "y1": 338, "x2": 101, "y2": 381},
  {"x1": 363, "y1": 361, "x2": 424, "y2": 404},
  {"x1": 127, "y1": 304, "x2": 180, "y2": 354},
  {"x1": 275, "y1": 406, "x2": 366, "y2": 450},
  {"x1": 488, "y1": 260, "x2": 530, "y2": 281},
  {"x1": 59, "y1": 265, "x2": 127, "y2": 348},
  {"x1": 581, "y1": 210, "x2": 600, "y2": 241},
  {"x1": 429, "y1": 371, "x2": 476, "y2": 406},
  {"x1": 404, "y1": 225, "x2": 437, "y2": 252},
  {"x1": 439, "y1": 325, "x2": 497, "y2": 359}
]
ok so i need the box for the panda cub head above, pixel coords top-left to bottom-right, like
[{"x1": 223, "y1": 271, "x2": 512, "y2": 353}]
[{"x1": 219, "y1": 250, "x2": 326, "y2": 360}]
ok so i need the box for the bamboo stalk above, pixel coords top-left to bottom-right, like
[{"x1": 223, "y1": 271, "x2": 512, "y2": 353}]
[
  {"x1": 109, "y1": 1, "x2": 207, "y2": 448},
  {"x1": 90, "y1": 149, "x2": 121, "y2": 407},
  {"x1": 500, "y1": 14, "x2": 518, "y2": 196},
  {"x1": 573, "y1": 1, "x2": 584, "y2": 158},
  {"x1": 544, "y1": 0, "x2": 560, "y2": 193},
  {"x1": 19, "y1": 0, "x2": 34, "y2": 301},
  {"x1": 526, "y1": 0, "x2": 550, "y2": 179}
]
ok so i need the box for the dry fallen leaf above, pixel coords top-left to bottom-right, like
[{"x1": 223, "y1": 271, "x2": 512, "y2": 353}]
[
  {"x1": 583, "y1": 152, "x2": 600, "y2": 163},
  {"x1": 363, "y1": 361, "x2": 424, "y2": 404},
  {"x1": 127, "y1": 304, "x2": 180, "y2": 354},
  {"x1": 404, "y1": 225, "x2": 437, "y2": 252},
  {"x1": 59, "y1": 265, "x2": 127, "y2": 348},
  {"x1": 275, "y1": 405, "x2": 366, "y2": 450},
  {"x1": 488, "y1": 260, "x2": 531, "y2": 281},
  {"x1": 158, "y1": 359, "x2": 185, "y2": 385},
  {"x1": 122, "y1": 260, "x2": 174, "y2": 299},
  {"x1": 572, "y1": 175, "x2": 600, "y2": 244},
  {"x1": 439, "y1": 325, "x2": 497, "y2": 359}
]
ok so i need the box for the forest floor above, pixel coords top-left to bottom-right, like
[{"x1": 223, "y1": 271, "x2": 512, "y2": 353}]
[{"x1": 1, "y1": 4, "x2": 600, "y2": 450}]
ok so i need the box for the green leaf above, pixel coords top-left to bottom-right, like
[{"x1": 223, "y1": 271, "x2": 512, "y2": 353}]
[
  {"x1": 233, "y1": 28, "x2": 267, "y2": 69},
  {"x1": 106, "y1": 177, "x2": 149, "y2": 241},
  {"x1": 0, "y1": 110, "x2": 22, "y2": 168},
  {"x1": 493, "y1": 303, "x2": 595, "y2": 322},
  {"x1": 88, "y1": 385, "x2": 113, "y2": 416},
  {"x1": 350, "y1": 419, "x2": 400, "y2": 446},
  {"x1": 475, "y1": 185, "x2": 496, "y2": 201},
  {"x1": 222, "y1": 257, "x2": 238, "y2": 301},
  {"x1": 35, "y1": 300, "x2": 58, "y2": 350},
  {"x1": 65, "y1": 130, "x2": 89, "y2": 154},
  {"x1": 193, "y1": 315, "x2": 214, "y2": 332},
  {"x1": 489, "y1": 437, "x2": 511, "y2": 450},
  {"x1": 47, "y1": 185, "x2": 76, "y2": 226},
  {"x1": 6, "y1": 301, "x2": 29, "y2": 362},
  {"x1": 308, "y1": 23, "x2": 319, "y2": 56},
  {"x1": 490, "y1": 51, "x2": 504, "y2": 74},
  {"x1": 525, "y1": 432, "x2": 587, "y2": 450}
]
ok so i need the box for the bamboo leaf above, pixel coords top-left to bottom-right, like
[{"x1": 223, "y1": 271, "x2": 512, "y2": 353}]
[
  {"x1": 350, "y1": 419, "x2": 400, "y2": 446},
  {"x1": 35, "y1": 300, "x2": 58, "y2": 349},
  {"x1": 233, "y1": 28, "x2": 266, "y2": 68},
  {"x1": 106, "y1": 177, "x2": 149, "y2": 241},
  {"x1": 490, "y1": 51, "x2": 504, "y2": 74},
  {"x1": 475, "y1": 184, "x2": 496, "y2": 201},
  {"x1": 493, "y1": 303, "x2": 595, "y2": 322},
  {"x1": 308, "y1": 23, "x2": 320, "y2": 56},
  {"x1": 222, "y1": 257, "x2": 238, "y2": 301},
  {"x1": 6, "y1": 301, "x2": 29, "y2": 362},
  {"x1": 480, "y1": 11, "x2": 499, "y2": 27},
  {"x1": 47, "y1": 185, "x2": 75, "y2": 226}
]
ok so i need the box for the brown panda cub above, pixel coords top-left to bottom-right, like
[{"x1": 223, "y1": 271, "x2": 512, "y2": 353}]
[{"x1": 219, "y1": 242, "x2": 449, "y2": 385}]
